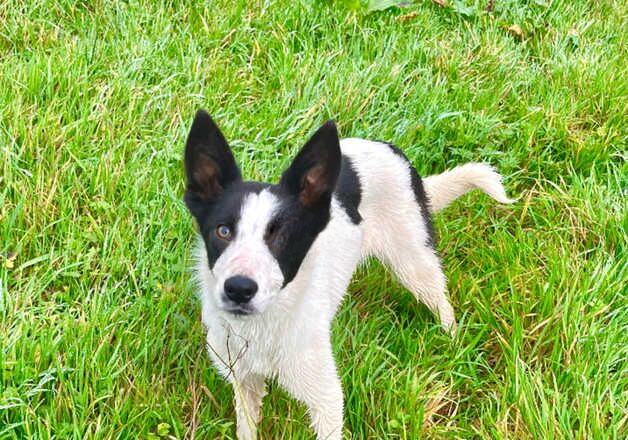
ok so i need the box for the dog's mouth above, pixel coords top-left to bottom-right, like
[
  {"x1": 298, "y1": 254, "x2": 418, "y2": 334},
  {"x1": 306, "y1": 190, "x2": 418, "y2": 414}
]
[{"x1": 219, "y1": 302, "x2": 258, "y2": 316}]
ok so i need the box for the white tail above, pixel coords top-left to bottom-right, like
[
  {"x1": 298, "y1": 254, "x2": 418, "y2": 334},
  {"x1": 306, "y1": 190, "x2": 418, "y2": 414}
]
[{"x1": 423, "y1": 163, "x2": 514, "y2": 213}]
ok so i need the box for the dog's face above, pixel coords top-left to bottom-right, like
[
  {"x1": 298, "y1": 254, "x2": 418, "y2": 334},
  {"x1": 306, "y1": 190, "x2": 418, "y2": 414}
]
[{"x1": 184, "y1": 110, "x2": 341, "y2": 316}]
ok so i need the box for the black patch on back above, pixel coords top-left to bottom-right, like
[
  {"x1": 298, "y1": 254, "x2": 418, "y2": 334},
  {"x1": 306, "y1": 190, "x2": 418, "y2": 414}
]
[
  {"x1": 334, "y1": 155, "x2": 362, "y2": 224},
  {"x1": 195, "y1": 181, "x2": 270, "y2": 268},
  {"x1": 266, "y1": 185, "x2": 331, "y2": 287},
  {"x1": 382, "y1": 143, "x2": 436, "y2": 247}
]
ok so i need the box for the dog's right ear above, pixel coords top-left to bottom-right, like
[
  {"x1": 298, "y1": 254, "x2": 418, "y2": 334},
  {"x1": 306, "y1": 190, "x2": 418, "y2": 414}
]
[{"x1": 184, "y1": 110, "x2": 241, "y2": 217}]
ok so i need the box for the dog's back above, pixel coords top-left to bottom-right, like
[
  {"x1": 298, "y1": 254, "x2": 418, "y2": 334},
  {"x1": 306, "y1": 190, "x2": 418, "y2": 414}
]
[{"x1": 334, "y1": 138, "x2": 513, "y2": 331}]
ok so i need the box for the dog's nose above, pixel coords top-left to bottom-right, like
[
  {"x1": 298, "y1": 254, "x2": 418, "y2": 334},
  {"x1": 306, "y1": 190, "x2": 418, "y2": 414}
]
[{"x1": 224, "y1": 276, "x2": 258, "y2": 304}]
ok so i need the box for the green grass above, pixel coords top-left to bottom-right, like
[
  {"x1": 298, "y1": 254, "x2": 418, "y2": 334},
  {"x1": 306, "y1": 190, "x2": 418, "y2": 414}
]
[{"x1": 1, "y1": 0, "x2": 626, "y2": 438}]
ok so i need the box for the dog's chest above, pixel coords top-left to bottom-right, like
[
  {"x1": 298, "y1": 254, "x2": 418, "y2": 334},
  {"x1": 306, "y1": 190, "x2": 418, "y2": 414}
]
[{"x1": 203, "y1": 309, "x2": 313, "y2": 379}]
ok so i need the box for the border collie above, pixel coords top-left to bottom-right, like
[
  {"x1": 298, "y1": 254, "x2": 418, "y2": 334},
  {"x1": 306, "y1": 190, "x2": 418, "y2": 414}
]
[{"x1": 183, "y1": 110, "x2": 513, "y2": 439}]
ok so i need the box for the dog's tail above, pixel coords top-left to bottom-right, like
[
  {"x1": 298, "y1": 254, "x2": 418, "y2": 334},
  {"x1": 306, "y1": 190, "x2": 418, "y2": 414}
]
[{"x1": 423, "y1": 163, "x2": 515, "y2": 214}]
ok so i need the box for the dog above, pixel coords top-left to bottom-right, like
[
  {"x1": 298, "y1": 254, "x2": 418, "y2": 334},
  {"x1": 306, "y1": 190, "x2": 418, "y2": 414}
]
[{"x1": 183, "y1": 109, "x2": 513, "y2": 439}]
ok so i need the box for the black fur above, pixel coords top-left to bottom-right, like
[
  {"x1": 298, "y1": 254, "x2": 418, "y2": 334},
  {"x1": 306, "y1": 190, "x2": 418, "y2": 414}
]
[
  {"x1": 266, "y1": 186, "x2": 331, "y2": 286},
  {"x1": 382, "y1": 143, "x2": 435, "y2": 247},
  {"x1": 184, "y1": 110, "x2": 241, "y2": 219},
  {"x1": 269, "y1": 120, "x2": 343, "y2": 285},
  {"x1": 334, "y1": 155, "x2": 362, "y2": 224},
  {"x1": 279, "y1": 120, "x2": 341, "y2": 209}
]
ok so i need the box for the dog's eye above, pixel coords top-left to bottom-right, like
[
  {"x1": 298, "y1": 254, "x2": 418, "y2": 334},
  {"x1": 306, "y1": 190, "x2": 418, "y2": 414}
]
[
  {"x1": 271, "y1": 233, "x2": 286, "y2": 249},
  {"x1": 266, "y1": 219, "x2": 283, "y2": 238},
  {"x1": 267, "y1": 222, "x2": 278, "y2": 237},
  {"x1": 265, "y1": 220, "x2": 286, "y2": 250},
  {"x1": 215, "y1": 224, "x2": 233, "y2": 241}
]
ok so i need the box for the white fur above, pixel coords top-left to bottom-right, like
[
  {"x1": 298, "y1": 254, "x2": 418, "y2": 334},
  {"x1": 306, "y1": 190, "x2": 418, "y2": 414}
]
[
  {"x1": 194, "y1": 139, "x2": 512, "y2": 439},
  {"x1": 423, "y1": 162, "x2": 515, "y2": 213}
]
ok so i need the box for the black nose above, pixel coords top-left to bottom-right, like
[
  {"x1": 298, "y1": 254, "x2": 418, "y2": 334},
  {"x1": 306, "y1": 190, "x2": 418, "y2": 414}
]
[{"x1": 224, "y1": 276, "x2": 258, "y2": 304}]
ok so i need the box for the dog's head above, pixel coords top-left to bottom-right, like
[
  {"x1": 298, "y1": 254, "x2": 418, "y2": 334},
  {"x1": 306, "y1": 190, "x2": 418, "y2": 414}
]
[{"x1": 184, "y1": 110, "x2": 341, "y2": 316}]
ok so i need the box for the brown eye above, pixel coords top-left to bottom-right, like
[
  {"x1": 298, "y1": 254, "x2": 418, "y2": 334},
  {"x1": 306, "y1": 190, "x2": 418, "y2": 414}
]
[
  {"x1": 215, "y1": 224, "x2": 232, "y2": 241},
  {"x1": 265, "y1": 220, "x2": 286, "y2": 250},
  {"x1": 271, "y1": 233, "x2": 286, "y2": 249},
  {"x1": 267, "y1": 222, "x2": 278, "y2": 237}
]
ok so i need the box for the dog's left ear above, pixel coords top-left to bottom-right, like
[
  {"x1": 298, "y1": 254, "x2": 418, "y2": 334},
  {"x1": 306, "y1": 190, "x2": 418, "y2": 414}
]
[{"x1": 280, "y1": 120, "x2": 341, "y2": 208}]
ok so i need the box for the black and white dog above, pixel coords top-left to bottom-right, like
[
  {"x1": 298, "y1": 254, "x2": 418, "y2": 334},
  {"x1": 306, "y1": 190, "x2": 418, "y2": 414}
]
[{"x1": 183, "y1": 110, "x2": 513, "y2": 439}]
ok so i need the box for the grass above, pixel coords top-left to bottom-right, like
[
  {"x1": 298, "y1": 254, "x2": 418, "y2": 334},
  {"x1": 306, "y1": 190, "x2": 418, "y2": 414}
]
[{"x1": 1, "y1": 0, "x2": 626, "y2": 438}]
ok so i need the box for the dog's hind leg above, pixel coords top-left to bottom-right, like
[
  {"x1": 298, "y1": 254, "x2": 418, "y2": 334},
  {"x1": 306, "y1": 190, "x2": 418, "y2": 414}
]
[
  {"x1": 363, "y1": 213, "x2": 456, "y2": 333},
  {"x1": 380, "y1": 243, "x2": 456, "y2": 333}
]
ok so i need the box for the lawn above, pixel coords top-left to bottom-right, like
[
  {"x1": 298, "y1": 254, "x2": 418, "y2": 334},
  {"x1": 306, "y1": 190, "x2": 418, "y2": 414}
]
[{"x1": 1, "y1": 0, "x2": 626, "y2": 438}]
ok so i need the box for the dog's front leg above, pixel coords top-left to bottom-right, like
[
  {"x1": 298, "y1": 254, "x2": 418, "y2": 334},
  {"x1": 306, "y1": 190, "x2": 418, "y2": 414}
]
[
  {"x1": 232, "y1": 374, "x2": 266, "y2": 440},
  {"x1": 280, "y1": 343, "x2": 344, "y2": 440}
]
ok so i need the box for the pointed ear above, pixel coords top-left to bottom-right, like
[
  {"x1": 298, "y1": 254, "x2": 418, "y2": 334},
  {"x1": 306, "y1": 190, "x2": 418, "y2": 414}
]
[
  {"x1": 280, "y1": 120, "x2": 341, "y2": 208},
  {"x1": 184, "y1": 110, "x2": 241, "y2": 217}
]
